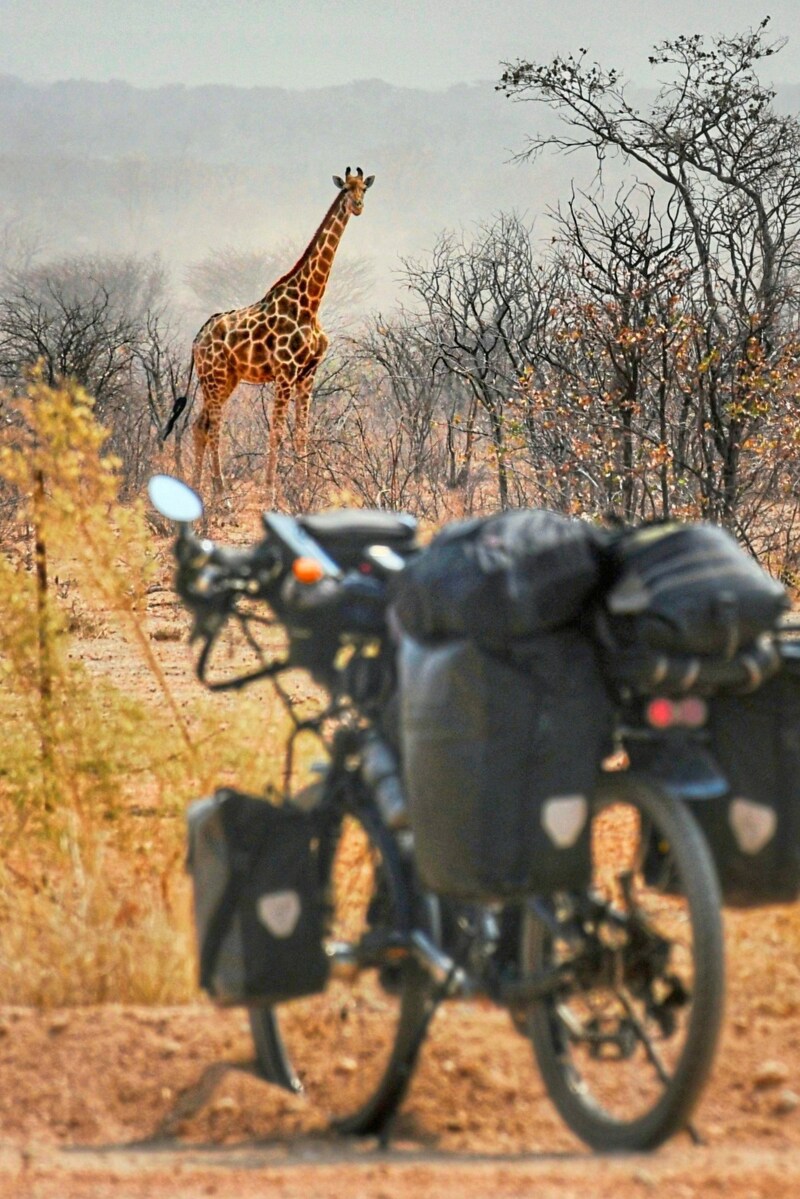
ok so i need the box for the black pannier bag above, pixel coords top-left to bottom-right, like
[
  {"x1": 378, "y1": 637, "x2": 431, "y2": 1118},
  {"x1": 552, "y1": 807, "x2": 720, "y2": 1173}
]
[
  {"x1": 603, "y1": 522, "x2": 788, "y2": 660},
  {"x1": 701, "y1": 644, "x2": 800, "y2": 907},
  {"x1": 391, "y1": 508, "x2": 605, "y2": 646},
  {"x1": 399, "y1": 630, "x2": 614, "y2": 901},
  {"x1": 186, "y1": 789, "x2": 329, "y2": 1005}
]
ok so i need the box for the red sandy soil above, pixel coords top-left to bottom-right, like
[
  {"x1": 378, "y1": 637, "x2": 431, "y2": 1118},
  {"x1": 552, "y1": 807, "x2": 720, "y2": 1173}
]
[
  {"x1": 1, "y1": 899, "x2": 800, "y2": 1198},
  {"x1": 2, "y1": 512, "x2": 799, "y2": 1197}
]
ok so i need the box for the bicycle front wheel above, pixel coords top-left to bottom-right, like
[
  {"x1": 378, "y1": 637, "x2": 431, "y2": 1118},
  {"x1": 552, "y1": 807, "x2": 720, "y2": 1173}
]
[
  {"x1": 249, "y1": 802, "x2": 430, "y2": 1135},
  {"x1": 521, "y1": 773, "x2": 725, "y2": 1151}
]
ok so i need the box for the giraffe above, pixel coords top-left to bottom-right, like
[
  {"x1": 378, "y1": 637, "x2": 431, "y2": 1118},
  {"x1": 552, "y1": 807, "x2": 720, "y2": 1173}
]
[{"x1": 163, "y1": 167, "x2": 375, "y2": 502}]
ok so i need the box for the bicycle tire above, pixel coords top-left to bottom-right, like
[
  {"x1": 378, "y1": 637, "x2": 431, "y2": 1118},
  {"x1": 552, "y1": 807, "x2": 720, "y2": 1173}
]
[
  {"x1": 249, "y1": 798, "x2": 431, "y2": 1135},
  {"x1": 521, "y1": 773, "x2": 725, "y2": 1151}
]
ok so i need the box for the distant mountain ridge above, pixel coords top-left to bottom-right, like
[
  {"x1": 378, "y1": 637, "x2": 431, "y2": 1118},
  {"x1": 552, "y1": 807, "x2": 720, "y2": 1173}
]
[
  {"x1": 0, "y1": 76, "x2": 535, "y2": 162},
  {"x1": 1, "y1": 76, "x2": 798, "y2": 313}
]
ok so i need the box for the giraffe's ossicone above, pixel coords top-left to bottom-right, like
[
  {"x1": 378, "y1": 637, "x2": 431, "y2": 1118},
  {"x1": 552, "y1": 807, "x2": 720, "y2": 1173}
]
[{"x1": 163, "y1": 168, "x2": 375, "y2": 503}]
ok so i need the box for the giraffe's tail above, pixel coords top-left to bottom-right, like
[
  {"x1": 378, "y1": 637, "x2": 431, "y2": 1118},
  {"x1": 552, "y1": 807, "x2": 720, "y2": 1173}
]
[
  {"x1": 161, "y1": 355, "x2": 195, "y2": 441},
  {"x1": 161, "y1": 393, "x2": 188, "y2": 441}
]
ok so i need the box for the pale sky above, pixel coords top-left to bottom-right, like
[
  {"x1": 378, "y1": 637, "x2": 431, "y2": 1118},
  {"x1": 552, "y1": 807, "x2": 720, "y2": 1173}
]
[{"x1": 2, "y1": 0, "x2": 799, "y2": 89}]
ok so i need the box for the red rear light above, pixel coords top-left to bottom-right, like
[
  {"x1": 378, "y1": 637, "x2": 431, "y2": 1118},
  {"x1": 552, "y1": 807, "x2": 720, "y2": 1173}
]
[
  {"x1": 646, "y1": 697, "x2": 676, "y2": 729},
  {"x1": 645, "y1": 696, "x2": 708, "y2": 729}
]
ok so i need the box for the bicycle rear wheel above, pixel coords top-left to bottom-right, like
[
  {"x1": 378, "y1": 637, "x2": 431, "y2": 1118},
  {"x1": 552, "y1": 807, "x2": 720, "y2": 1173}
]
[
  {"x1": 249, "y1": 801, "x2": 430, "y2": 1134},
  {"x1": 521, "y1": 774, "x2": 725, "y2": 1151}
]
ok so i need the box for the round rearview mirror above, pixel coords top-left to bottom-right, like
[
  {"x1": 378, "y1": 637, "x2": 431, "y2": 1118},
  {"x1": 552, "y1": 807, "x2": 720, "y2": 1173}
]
[{"x1": 147, "y1": 475, "x2": 204, "y2": 524}]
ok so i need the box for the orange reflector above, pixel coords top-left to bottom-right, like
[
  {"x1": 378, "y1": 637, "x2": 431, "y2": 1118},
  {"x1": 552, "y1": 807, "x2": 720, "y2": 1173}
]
[{"x1": 293, "y1": 556, "x2": 325, "y2": 584}]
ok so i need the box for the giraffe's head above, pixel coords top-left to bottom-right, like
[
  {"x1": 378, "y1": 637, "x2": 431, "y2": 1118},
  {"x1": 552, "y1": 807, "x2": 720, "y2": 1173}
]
[{"x1": 332, "y1": 166, "x2": 375, "y2": 216}]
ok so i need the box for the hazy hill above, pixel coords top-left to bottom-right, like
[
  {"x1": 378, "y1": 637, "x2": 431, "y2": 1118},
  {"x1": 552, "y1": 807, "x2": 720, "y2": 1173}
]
[
  {"x1": 0, "y1": 76, "x2": 580, "y2": 311},
  {"x1": 1, "y1": 76, "x2": 798, "y2": 314}
]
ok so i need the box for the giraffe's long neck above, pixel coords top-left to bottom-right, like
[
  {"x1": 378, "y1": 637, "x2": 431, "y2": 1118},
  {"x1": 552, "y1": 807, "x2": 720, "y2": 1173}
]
[{"x1": 272, "y1": 191, "x2": 350, "y2": 311}]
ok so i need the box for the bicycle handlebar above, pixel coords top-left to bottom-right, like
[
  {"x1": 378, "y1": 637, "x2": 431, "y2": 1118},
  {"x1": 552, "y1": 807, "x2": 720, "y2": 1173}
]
[
  {"x1": 170, "y1": 517, "x2": 391, "y2": 692},
  {"x1": 174, "y1": 529, "x2": 282, "y2": 608}
]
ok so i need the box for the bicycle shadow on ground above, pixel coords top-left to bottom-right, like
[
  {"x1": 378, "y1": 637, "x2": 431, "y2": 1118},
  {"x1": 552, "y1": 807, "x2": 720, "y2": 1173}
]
[{"x1": 59, "y1": 1058, "x2": 594, "y2": 1165}]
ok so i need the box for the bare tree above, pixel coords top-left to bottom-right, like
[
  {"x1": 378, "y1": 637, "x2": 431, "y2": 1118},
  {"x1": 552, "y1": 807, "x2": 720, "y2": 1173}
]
[
  {"x1": 0, "y1": 254, "x2": 166, "y2": 398},
  {"x1": 521, "y1": 184, "x2": 699, "y2": 518},
  {"x1": 401, "y1": 213, "x2": 553, "y2": 508},
  {"x1": 128, "y1": 310, "x2": 190, "y2": 487},
  {"x1": 184, "y1": 244, "x2": 299, "y2": 313},
  {"x1": 499, "y1": 18, "x2": 800, "y2": 527},
  {"x1": 349, "y1": 315, "x2": 478, "y2": 492},
  {"x1": 0, "y1": 252, "x2": 174, "y2": 490},
  {"x1": 0, "y1": 217, "x2": 44, "y2": 280}
]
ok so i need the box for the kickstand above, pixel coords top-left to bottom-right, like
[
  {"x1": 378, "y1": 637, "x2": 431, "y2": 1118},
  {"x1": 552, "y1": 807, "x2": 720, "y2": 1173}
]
[
  {"x1": 687, "y1": 1120, "x2": 704, "y2": 1146},
  {"x1": 377, "y1": 1113, "x2": 396, "y2": 1152},
  {"x1": 375, "y1": 974, "x2": 455, "y2": 1152}
]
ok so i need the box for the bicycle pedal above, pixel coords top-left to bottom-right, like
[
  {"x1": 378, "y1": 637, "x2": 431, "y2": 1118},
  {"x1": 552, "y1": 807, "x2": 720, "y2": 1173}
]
[{"x1": 325, "y1": 941, "x2": 360, "y2": 980}]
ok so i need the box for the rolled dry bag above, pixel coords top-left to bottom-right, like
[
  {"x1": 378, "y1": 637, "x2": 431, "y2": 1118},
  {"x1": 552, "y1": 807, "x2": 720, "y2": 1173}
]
[
  {"x1": 399, "y1": 630, "x2": 614, "y2": 901},
  {"x1": 703, "y1": 643, "x2": 800, "y2": 906},
  {"x1": 604, "y1": 522, "x2": 788, "y2": 659},
  {"x1": 186, "y1": 789, "x2": 329, "y2": 1005},
  {"x1": 390, "y1": 508, "x2": 605, "y2": 646}
]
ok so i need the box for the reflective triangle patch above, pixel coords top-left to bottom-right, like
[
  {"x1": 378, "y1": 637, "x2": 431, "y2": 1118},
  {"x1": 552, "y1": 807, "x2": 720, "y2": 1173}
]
[
  {"x1": 728, "y1": 798, "x2": 777, "y2": 855},
  {"x1": 541, "y1": 795, "x2": 589, "y2": 849},
  {"x1": 256, "y1": 890, "x2": 302, "y2": 938}
]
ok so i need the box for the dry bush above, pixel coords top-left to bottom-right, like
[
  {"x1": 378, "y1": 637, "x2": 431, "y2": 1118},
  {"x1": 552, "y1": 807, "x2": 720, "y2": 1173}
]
[
  {"x1": 190, "y1": 360, "x2": 501, "y2": 525},
  {"x1": 0, "y1": 375, "x2": 299, "y2": 1004}
]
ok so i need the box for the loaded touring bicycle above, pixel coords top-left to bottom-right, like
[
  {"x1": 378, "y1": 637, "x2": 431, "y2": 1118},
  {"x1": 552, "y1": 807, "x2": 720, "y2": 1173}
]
[{"x1": 149, "y1": 475, "x2": 800, "y2": 1151}]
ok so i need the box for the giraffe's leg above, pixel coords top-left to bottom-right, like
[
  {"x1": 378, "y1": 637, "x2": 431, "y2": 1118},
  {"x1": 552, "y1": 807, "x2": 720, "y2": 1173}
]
[
  {"x1": 206, "y1": 411, "x2": 227, "y2": 497},
  {"x1": 293, "y1": 371, "x2": 316, "y2": 481},
  {"x1": 191, "y1": 408, "x2": 209, "y2": 492},
  {"x1": 193, "y1": 382, "x2": 232, "y2": 498},
  {"x1": 266, "y1": 378, "x2": 292, "y2": 506}
]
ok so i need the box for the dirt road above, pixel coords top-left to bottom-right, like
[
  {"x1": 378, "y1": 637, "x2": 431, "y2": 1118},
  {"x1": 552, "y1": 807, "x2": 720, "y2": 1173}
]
[{"x1": 2, "y1": 897, "x2": 800, "y2": 1199}]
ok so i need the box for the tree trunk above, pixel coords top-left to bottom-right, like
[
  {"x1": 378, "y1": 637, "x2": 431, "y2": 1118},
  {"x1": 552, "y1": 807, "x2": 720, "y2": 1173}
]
[{"x1": 32, "y1": 467, "x2": 54, "y2": 784}]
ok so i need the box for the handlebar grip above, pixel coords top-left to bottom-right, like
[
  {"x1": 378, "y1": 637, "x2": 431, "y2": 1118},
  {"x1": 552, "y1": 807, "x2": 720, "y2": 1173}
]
[{"x1": 205, "y1": 544, "x2": 260, "y2": 572}]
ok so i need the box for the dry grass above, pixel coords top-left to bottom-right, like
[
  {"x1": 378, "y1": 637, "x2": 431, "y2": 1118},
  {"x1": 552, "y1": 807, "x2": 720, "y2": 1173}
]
[
  {"x1": 0, "y1": 378, "x2": 322, "y2": 1005},
  {"x1": 0, "y1": 630, "x2": 314, "y2": 1007}
]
